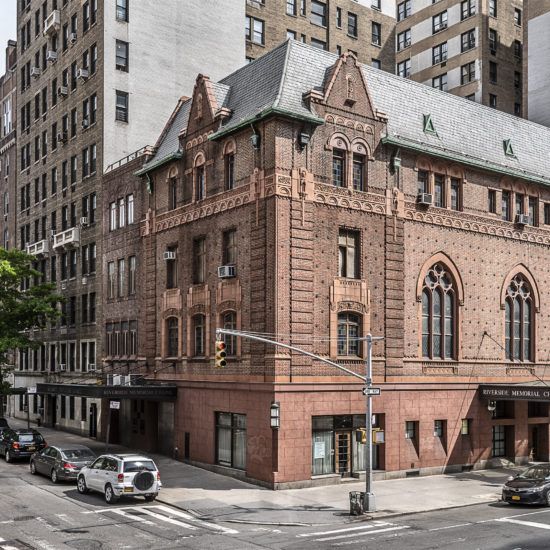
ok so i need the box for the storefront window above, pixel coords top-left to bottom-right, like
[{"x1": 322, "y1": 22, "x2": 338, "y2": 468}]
[{"x1": 216, "y1": 412, "x2": 246, "y2": 470}]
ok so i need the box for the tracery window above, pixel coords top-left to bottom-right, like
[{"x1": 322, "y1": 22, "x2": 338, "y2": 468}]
[
  {"x1": 422, "y1": 264, "x2": 456, "y2": 359},
  {"x1": 505, "y1": 275, "x2": 533, "y2": 362}
]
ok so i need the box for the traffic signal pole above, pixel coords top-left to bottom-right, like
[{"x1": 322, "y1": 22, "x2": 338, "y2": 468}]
[{"x1": 216, "y1": 328, "x2": 383, "y2": 513}]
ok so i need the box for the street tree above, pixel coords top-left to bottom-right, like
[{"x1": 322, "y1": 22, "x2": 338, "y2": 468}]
[{"x1": 0, "y1": 248, "x2": 61, "y2": 412}]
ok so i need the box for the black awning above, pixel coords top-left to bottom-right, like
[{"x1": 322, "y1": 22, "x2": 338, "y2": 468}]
[
  {"x1": 480, "y1": 384, "x2": 550, "y2": 402},
  {"x1": 36, "y1": 383, "x2": 177, "y2": 401},
  {"x1": 7, "y1": 387, "x2": 28, "y2": 395}
]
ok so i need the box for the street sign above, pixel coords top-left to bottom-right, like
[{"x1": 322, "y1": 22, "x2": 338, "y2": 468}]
[
  {"x1": 109, "y1": 401, "x2": 120, "y2": 409},
  {"x1": 27, "y1": 387, "x2": 37, "y2": 394},
  {"x1": 362, "y1": 387, "x2": 381, "y2": 396}
]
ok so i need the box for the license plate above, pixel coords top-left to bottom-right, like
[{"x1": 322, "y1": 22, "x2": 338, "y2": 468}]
[
  {"x1": 123, "y1": 487, "x2": 134, "y2": 493},
  {"x1": 27, "y1": 446, "x2": 36, "y2": 451},
  {"x1": 511, "y1": 495, "x2": 521, "y2": 501}
]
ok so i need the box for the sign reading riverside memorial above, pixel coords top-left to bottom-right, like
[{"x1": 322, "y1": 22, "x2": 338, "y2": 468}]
[{"x1": 480, "y1": 384, "x2": 550, "y2": 401}]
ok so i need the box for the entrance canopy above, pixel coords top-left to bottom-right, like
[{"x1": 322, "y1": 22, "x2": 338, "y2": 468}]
[
  {"x1": 479, "y1": 383, "x2": 550, "y2": 402},
  {"x1": 36, "y1": 383, "x2": 177, "y2": 401}
]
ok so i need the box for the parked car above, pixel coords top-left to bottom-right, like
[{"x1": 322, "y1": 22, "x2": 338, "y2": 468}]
[
  {"x1": 0, "y1": 418, "x2": 9, "y2": 434},
  {"x1": 30, "y1": 444, "x2": 96, "y2": 483},
  {"x1": 77, "y1": 454, "x2": 161, "y2": 504},
  {"x1": 502, "y1": 464, "x2": 550, "y2": 506},
  {"x1": 0, "y1": 428, "x2": 47, "y2": 462}
]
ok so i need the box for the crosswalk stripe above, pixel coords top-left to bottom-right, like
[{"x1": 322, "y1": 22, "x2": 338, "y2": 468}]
[
  {"x1": 148, "y1": 505, "x2": 239, "y2": 535},
  {"x1": 497, "y1": 518, "x2": 550, "y2": 530},
  {"x1": 132, "y1": 507, "x2": 199, "y2": 530},
  {"x1": 108, "y1": 508, "x2": 157, "y2": 527},
  {"x1": 297, "y1": 522, "x2": 391, "y2": 537},
  {"x1": 315, "y1": 525, "x2": 410, "y2": 542}
]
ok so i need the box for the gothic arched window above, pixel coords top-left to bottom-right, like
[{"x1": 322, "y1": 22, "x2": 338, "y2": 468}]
[
  {"x1": 422, "y1": 264, "x2": 456, "y2": 359},
  {"x1": 505, "y1": 275, "x2": 533, "y2": 362}
]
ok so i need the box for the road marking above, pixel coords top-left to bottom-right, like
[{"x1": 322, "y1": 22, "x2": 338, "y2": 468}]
[
  {"x1": 131, "y1": 507, "x2": 199, "y2": 530},
  {"x1": 108, "y1": 508, "x2": 157, "y2": 527},
  {"x1": 429, "y1": 523, "x2": 471, "y2": 531},
  {"x1": 297, "y1": 521, "x2": 391, "y2": 537},
  {"x1": 497, "y1": 518, "x2": 550, "y2": 530},
  {"x1": 148, "y1": 505, "x2": 239, "y2": 535},
  {"x1": 315, "y1": 525, "x2": 410, "y2": 542}
]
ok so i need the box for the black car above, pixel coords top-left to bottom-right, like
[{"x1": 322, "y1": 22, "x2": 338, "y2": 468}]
[
  {"x1": 30, "y1": 445, "x2": 96, "y2": 483},
  {"x1": 0, "y1": 428, "x2": 47, "y2": 462},
  {"x1": 0, "y1": 418, "x2": 9, "y2": 434},
  {"x1": 502, "y1": 464, "x2": 550, "y2": 505}
]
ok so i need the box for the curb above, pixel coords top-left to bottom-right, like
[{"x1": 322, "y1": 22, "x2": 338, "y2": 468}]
[{"x1": 155, "y1": 495, "x2": 502, "y2": 527}]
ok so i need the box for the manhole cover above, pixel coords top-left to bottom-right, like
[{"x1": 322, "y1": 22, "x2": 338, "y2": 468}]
[
  {"x1": 14, "y1": 516, "x2": 35, "y2": 522},
  {"x1": 65, "y1": 540, "x2": 104, "y2": 550}
]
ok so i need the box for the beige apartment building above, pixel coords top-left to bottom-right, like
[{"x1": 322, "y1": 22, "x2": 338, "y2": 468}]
[
  {"x1": 245, "y1": 0, "x2": 396, "y2": 71},
  {"x1": 523, "y1": 0, "x2": 550, "y2": 126},
  {"x1": 395, "y1": 0, "x2": 524, "y2": 115}
]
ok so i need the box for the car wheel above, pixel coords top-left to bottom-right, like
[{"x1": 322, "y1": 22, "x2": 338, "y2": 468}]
[
  {"x1": 30, "y1": 461, "x2": 37, "y2": 475},
  {"x1": 105, "y1": 484, "x2": 119, "y2": 504},
  {"x1": 51, "y1": 469, "x2": 58, "y2": 484},
  {"x1": 5, "y1": 450, "x2": 11, "y2": 463},
  {"x1": 144, "y1": 494, "x2": 156, "y2": 502},
  {"x1": 77, "y1": 475, "x2": 89, "y2": 494}
]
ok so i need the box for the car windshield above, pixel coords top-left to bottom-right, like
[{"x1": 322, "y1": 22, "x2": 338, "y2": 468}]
[
  {"x1": 62, "y1": 449, "x2": 96, "y2": 460},
  {"x1": 517, "y1": 466, "x2": 550, "y2": 480},
  {"x1": 18, "y1": 434, "x2": 43, "y2": 443},
  {"x1": 123, "y1": 460, "x2": 156, "y2": 472}
]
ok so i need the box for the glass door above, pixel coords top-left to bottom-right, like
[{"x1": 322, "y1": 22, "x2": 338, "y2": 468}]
[{"x1": 335, "y1": 431, "x2": 351, "y2": 477}]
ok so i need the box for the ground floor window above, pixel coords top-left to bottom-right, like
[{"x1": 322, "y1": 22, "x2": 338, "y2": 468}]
[
  {"x1": 312, "y1": 415, "x2": 382, "y2": 476},
  {"x1": 492, "y1": 425, "x2": 506, "y2": 457},
  {"x1": 216, "y1": 412, "x2": 246, "y2": 470}
]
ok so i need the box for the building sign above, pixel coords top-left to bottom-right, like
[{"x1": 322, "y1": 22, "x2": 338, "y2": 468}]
[
  {"x1": 36, "y1": 383, "x2": 177, "y2": 401},
  {"x1": 480, "y1": 385, "x2": 550, "y2": 402}
]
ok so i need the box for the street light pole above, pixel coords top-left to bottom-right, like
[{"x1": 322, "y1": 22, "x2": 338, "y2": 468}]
[{"x1": 364, "y1": 334, "x2": 375, "y2": 512}]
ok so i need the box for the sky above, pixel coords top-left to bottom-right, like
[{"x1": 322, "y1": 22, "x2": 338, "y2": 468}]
[{"x1": 0, "y1": 0, "x2": 17, "y2": 75}]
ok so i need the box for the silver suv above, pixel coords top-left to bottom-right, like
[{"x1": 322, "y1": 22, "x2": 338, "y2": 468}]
[{"x1": 77, "y1": 454, "x2": 161, "y2": 504}]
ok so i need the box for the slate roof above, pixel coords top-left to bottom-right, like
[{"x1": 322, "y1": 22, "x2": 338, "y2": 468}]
[{"x1": 140, "y1": 40, "x2": 550, "y2": 185}]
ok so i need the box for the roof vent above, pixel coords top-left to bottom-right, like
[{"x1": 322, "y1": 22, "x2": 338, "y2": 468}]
[
  {"x1": 423, "y1": 114, "x2": 437, "y2": 136},
  {"x1": 503, "y1": 139, "x2": 516, "y2": 158}
]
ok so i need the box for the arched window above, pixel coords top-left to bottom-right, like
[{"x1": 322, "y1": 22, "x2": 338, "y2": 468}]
[
  {"x1": 194, "y1": 156, "x2": 206, "y2": 201},
  {"x1": 222, "y1": 311, "x2": 237, "y2": 356},
  {"x1": 332, "y1": 148, "x2": 346, "y2": 187},
  {"x1": 422, "y1": 264, "x2": 456, "y2": 359},
  {"x1": 505, "y1": 275, "x2": 533, "y2": 362},
  {"x1": 337, "y1": 312, "x2": 361, "y2": 356},
  {"x1": 166, "y1": 317, "x2": 178, "y2": 357},
  {"x1": 193, "y1": 314, "x2": 205, "y2": 357},
  {"x1": 168, "y1": 177, "x2": 177, "y2": 210}
]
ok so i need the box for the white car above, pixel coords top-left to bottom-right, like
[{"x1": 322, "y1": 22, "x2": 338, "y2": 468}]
[{"x1": 77, "y1": 453, "x2": 161, "y2": 504}]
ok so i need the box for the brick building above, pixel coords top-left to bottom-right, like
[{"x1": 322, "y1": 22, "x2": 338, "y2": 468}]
[
  {"x1": 100, "y1": 40, "x2": 550, "y2": 488},
  {"x1": 12, "y1": 0, "x2": 244, "y2": 433},
  {"x1": 395, "y1": 0, "x2": 524, "y2": 115}
]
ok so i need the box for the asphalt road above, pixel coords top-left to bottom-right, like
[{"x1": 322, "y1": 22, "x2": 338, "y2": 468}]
[{"x1": 1, "y1": 451, "x2": 550, "y2": 549}]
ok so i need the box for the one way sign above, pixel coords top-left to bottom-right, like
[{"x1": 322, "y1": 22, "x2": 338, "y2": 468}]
[{"x1": 362, "y1": 387, "x2": 381, "y2": 396}]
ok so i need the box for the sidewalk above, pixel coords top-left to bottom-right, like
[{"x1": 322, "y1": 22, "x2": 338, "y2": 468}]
[{"x1": 8, "y1": 417, "x2": 518, "y2": 526}]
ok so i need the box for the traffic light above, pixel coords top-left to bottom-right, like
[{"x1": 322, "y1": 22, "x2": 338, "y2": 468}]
[
  {"x1": 215, "y1": 340, "x2": 227, "y2": 368},
  {"x1": 355, "y1": 428, "x2": 367, "y2": 444}
]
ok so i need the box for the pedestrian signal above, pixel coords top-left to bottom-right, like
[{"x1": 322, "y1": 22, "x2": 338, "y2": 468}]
[
  {"x1": 215, "y1": 340, "x2": 227, "y2": 368},
  {"x1": 355, "y1": 428, "x2": 367, "y2": 444}
]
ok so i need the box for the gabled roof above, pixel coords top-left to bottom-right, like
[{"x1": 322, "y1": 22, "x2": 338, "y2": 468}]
[
  {"x1": 137, "y1": 97, "x2": 191, "y2": 175},
  {"x1": 139, "y1": 40, "x2": 550, "y2": 186}
]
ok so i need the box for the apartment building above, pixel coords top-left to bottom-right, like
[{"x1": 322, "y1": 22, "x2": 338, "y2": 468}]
[
  {"x1": 246, "y1": 0, "x2": 396, "y2": 70},
  {"x1": 395, "y1": 0, "x2": 524, "y2": 115},
  {"x1": 13, "y1": 0, "x2": 244, "y2": 434},
  {"x1": 0, "y1": 41, "x2": 17, "y2": 256},
  {"x1": 58, "y1": 40, "x2": 550, "y2": 487},
  {"x1": 523, "y1": 0, "x2": 550, "y2": 126}
]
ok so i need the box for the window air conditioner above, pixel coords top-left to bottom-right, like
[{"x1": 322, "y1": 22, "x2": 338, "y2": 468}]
[
  {"x1": 46, "y1": 50, "x2": 57, "y2": 62},
  {"x1": 417, "y1": 193, "x2": 433, "y2": 205},
  {"x1": 81, "y1": 276, "x2": 87, "y2": 285},
  {"x1": 77, "y1": 68, "x2": 89, "y2": 80},
  {"x1": 61, "y1": 281, "x2": 67, "y2": 289},
  {"x1": 31, "y1": 67, "x2": 41, "y2": 78},
  {"x1": 58, "y1": 86, "x2": 68, "y2": 96},
  {"x1": 163, "y1": 251, "x2": 176, "y2": 261},
  {"x1": 515, "y1": 214, "x2": 530, "y2": 226},
  {"x1": 57, "y1": 132, "x2": 68, "y2": 143},
  {"x1": 88, "y1": 363, "x2": 96, "y2": 372},
  {"x1": 81, "y1": 118, "x2": 89, "y2": 129},
  {"x1": 70, "y1": 32, "x2": 77, "y2": 43},
  {"x1": 58, "y1": 364, "x2": 66, "y2": 371},
  {"x1": 218, "y1": 265, "x2": 236, "y2": 278},
  {"x1": 80, "y1": 216, "x2": 88, "y2": 226}
]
